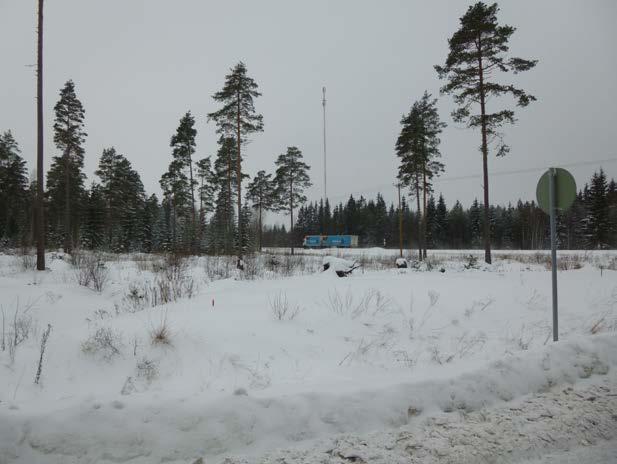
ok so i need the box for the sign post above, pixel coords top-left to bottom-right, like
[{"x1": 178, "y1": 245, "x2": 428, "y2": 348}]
[
  {"x1": 536, "y1": 167, "x2": 576, "y2": 342},
  {"x1": 548, "y1": 169, "x2": 558, "y2": 341}
]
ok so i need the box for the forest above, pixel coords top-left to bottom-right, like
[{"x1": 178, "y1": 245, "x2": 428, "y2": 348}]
[{"x1": 2, "y1": 1, "x2": 616, "y2": 265}]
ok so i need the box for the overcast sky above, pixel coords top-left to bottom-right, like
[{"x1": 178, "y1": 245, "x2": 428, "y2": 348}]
[{"x1": 2, "y1": 0, "x2": 616, "y2": 219}]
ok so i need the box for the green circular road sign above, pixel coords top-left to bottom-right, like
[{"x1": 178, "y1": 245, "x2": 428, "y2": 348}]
[{"x1": 536, "y1": 168, "x2": 577, "y2": 214}]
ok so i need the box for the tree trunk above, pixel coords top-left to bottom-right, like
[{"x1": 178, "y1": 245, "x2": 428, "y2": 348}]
[
  {"x1": 198, "y1": 175, "x2": 203, "y2": 250},
  {"x1": 258, "y1": 195, "x2": 263, "y2": 253},
  {"x1": 64, "y1": 145, "x2": 71, "y2": 254},
  {"x1": 290, "y1": 179, "x2": 294, "y2": 256},
  {"x1": 397, "y1": 183, "x2": 403, "y2": 258},
  {"x1": 226, "y1": 144, "x2": 232, "y2": 251},
  {"x1": 422, "y1": 164, "x2": 427, "y2": 260},
  {"x1": 188, "y1": 144, "x2": 196, "y2": 253},
  {"x1": 478, "y1": 37, "x2": 492, "y2": 264},
  {"x1": 415, "y1": 175, "x2": 422, "y2": 261},
  {"x1": 36, "y1": 0, "x2": 45, "y2": 270},
  {"x1": 236, "y1": 89, "x2": 243, "y2": 268}
]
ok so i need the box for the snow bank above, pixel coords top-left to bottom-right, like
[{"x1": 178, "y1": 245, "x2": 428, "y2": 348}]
[{"x1": 1, "y1": 333, "x2": 615, "y2": 463}]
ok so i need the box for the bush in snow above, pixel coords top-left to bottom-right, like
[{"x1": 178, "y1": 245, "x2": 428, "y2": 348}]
[
  {"x1": 150, "y1": 311, "x2": 172, "y2": 346},
  {"x1": 326, "y1": 288, "x2": 394, "y2": 319},
  {"x1": 81, "y1": 326, "x2": 123, "y2": 362},
  {"x1": 72, "y1": 252, "x2": 109, "y2": 292},
  {"x1": 136, "y1": 357, "x2": 158, "y2": 383},
  {"x1": 1, "y1": 298, "x2": 35, "y2": 364},
  {"x1": 269, "y1": 292, "x2": 301, "y2": 321},
  {"x1": 14, "y1": 248, "x2": 36, "y2": 272}
]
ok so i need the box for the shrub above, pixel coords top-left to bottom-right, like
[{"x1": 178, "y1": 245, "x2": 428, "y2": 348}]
[
  {"x1": 269, "y1": 292, "x2": 301, "y2": 321},
  {"x1": 81, "y1": 326, "x2": 123, "y2": 362},
  {"x1": 150, "y1": 312, "x2": 172, "y2": 346},
  {"x1": 136, "y1": 358, "x2": 158, "y2": 383},
  {"x1": 1, "y1": 299, "x2": 36, "y2": 364},
  {"x1": 73, "y1": 252, "x2": 109, "y2": 292}
]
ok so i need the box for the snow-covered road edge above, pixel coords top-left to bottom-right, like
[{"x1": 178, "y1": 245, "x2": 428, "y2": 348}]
[
  {"x1": 1, "y1": 333, "x2": 616, "y2": 463},
  {"x1": 228, "y1": 380, "x2": 617, "y2": 464}
]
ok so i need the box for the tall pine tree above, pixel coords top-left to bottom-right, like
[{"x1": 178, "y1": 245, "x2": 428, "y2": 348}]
[
  {"x1": 208, "y1": 62, "x2": 263, "y2": 267},
  {"x1": 436, "y1": 2, "x2": 537, "y2": 263}
]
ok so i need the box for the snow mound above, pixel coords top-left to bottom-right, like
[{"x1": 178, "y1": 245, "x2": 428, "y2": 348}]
[
  {"x1": 322, "y1": 256, "x2": 357, "y2": 273},
  {"x1": 1, "y1": 333, "x2": 615, "y2": 463}
]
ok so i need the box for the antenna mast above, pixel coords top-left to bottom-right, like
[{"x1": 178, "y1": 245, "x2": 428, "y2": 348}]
[{"x1": 322, "y1": 86, "x2": 327, "y2": 201}]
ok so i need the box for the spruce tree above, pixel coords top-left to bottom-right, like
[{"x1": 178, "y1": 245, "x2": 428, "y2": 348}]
[
  {"x1": 95, "y1": 147, "x2": 145, "y2": 251},
  {"x1": 246, "y1": 170, "x2": 275, "y2": 251},
  {"x1": 582, "y1": 169, "x2": 611, "y2": 249},
  {"x1": 448, "y1": 200, "x2": 467, "y2": 248},
  {"x1": 208, "y1": 62, "x2": 263, "y2": 267},
  {"x1": 48, "y1": 80, "x2": 87, "y2": 253},
  {"x1": 142, "y1": 194, "x2": 161, "y2": 253},
  {"x1": 436, "y1": 2, "x2": 537, "y2": 263},
  {"x1": 434, "y1": 194, "x2": 449, "y2": 247},
  {"x1": 0, "y1": 131, "x2": 28, "y2": 246},
  {"x1": 195, "y1": 157, "x2": 216, "y2": 251},
  {"x1": 469, "y1": 198, "x2": 482, "y2": 248},
  {"x1": 209, "y1": 136, "x2": 245, "y2": 254},
  {"x1": 425, "y1": 196, "x2": 437, "y2": 249},
  {"x1": 81, "y1": 183, "x2": 106, "y2": 249},
  {"x1": 273, "y1": 147, "x2": 312, "y2": 255}
]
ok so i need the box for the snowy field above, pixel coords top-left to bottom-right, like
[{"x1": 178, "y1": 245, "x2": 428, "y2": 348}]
[{"x1": 0, "y1": 249, "x2": 616, "y2": 463}]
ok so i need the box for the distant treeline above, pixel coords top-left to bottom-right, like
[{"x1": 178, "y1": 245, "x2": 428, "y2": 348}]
[{"x1": 263, "y1": 169, "x2": 617, "y2": 251}]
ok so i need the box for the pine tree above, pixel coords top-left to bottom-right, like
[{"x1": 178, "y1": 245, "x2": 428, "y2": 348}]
[
  {"x1": 273, "y1": 147, "x2": 312, "y2": 255},
  {"x1": 0, "y1": 131, "x2": 29, "y2": 246},
  {"x1": 48, "y1": 80, "x2": 87, "y2": 253},
  {"x1": 208, "y1": 62, "x2": 263, "y2": 267},
  {"x1": 396, "y1": 92, "x2": 446, "y2": 259},
  {"x1": 436, "y1": 2, "x2": 537, "y2": 263},
  {"x1": 36, "y1": 0, "x2": 45, "y2": 269},
  {"x1": 171, "y1": 111, "x2": 198, "y2": 249},
  {"x1": 160, "y1": 113, "x2": 199, "y2": 253},
  {"x1": 246, "y1": 170, "x2": 275, "y2": 251},
  {"x1": 435, "y1": 2, "x2": 537, "y2": 264}
]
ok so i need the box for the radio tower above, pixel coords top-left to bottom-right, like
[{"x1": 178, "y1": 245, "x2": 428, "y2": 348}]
[{"x1": 322, "y1": 86, "x2": 327, "y2": 201}]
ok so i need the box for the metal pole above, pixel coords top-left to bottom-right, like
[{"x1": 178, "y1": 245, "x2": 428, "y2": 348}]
[
  {"x1": 549, "y1": 168, "x2": 558, "y2": 341},
  {"x1": 322, "y1": 86, "x2": 327, "y2": 201}
]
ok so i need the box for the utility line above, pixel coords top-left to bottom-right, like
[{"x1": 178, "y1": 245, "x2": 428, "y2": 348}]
[{"x1": 322, "y1": 157, "x2": 617, "y2": 203}]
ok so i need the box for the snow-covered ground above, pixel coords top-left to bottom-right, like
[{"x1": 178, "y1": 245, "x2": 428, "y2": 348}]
[{"x1": 0, "y1": 250, "x2": 616, "y2": 463}]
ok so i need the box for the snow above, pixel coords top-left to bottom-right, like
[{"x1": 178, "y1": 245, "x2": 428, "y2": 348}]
[{"x1": 0, "y1": 251, "x2": 616, "y2": 463}]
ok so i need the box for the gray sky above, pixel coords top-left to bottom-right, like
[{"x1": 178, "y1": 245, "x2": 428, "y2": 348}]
[{"x1": 2, "y1": 0, "x2": 616, "y2": 219}]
